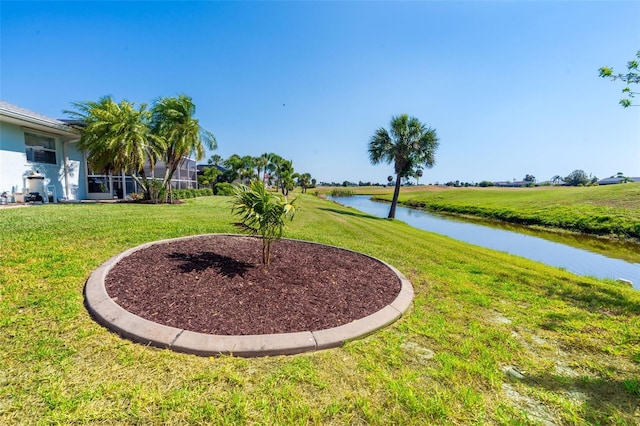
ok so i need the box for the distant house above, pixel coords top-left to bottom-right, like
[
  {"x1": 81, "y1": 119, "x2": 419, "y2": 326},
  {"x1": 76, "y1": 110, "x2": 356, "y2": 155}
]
[
  {"x1": 1, "y1": 100, "x2": 199, "y2": 202},
  {"x1": 598, "y1": 177, "x2": 624, "y2": 185},
  {"x1": 598, "y1": 176, "x2": 640, "y2": 185},
  {"x1": 494, "y1": 181, "x2": 528, "y2": 188}
]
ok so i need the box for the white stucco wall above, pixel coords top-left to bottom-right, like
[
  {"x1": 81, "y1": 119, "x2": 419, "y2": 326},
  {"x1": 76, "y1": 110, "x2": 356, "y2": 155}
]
[
  {"x1": 0, "y1": 121, "x2": 86, "y2": 200},
  {"x1": 0, "y1": 121, "x2": 30, "y2": 194}
]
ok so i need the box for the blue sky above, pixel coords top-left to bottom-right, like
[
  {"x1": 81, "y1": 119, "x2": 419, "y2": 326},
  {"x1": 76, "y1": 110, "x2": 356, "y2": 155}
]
[{"x1": 2, "y1": 1, "x2": 639, "y2": 184}]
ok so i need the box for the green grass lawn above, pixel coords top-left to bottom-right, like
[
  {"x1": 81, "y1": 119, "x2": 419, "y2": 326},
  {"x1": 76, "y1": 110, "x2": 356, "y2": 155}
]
[
  {"x1": 1, "y1": 196, "x2": 639, "y2": 424},
  {"x1": 367, "y1": 183, "x2": 640, "y2": 241}
]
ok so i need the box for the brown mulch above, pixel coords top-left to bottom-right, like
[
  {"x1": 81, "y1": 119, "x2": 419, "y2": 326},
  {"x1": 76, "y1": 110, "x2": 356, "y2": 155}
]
[{"x1": 105, "y1": 235, "x2": 401, "y2": 335}]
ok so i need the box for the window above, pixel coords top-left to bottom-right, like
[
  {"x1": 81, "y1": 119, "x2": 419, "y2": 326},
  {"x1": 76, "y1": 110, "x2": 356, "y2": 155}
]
[
  {"x1": 87, "y1": 176, "x2": 110, "y2": 193},
  {"x1": 25, "y1": 132, "x2": 57, "y2": 164}
]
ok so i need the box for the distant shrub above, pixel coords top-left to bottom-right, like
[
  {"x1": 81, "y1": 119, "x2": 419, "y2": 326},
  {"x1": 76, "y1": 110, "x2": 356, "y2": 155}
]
[{"x1": 215, "y1": 182, "x2": 236, "y2": 196}]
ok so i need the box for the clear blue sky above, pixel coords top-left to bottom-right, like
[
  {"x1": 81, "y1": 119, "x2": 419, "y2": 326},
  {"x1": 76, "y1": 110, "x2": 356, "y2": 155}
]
[{"x1": 2, "y1": 1, "x2": 639, "y2": 184}]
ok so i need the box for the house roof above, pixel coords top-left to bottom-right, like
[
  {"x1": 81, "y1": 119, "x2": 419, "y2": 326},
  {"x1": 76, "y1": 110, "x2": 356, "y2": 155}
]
[
  {"x1": 0, "y1": 100, "x2": 79, "y2": 138},
  {"x1": 598, "y1": 177, "x2": 623, "y2": 185},
  {"x1": 598, "y1": 176, "x2": 640, "y2": 185}
]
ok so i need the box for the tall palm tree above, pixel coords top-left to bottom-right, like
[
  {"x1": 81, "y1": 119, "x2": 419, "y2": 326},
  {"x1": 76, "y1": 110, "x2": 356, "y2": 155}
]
[
  {"x1": 368, "y1": 114, "x2": 439, "y2": 218},
  {"x1": 266, "y1": 153, "x2": 284, "y2": 189},
  {"x1": 274, "y1": 158, "x2": 294, "y2": 195},
  {"x1": 254, "y1": 153, "x2": 270, "y2": 183},
  {"x1": 295, "y1": 172, "x2": 312, "y2": 193},
  {"x1": 65, "y1": 96, "x2": 164, "y2": 198},
  {"x1": 223, "y1": 154, "x2": 243, "y2": 182},
  {"x1": 240, "y1": 155, "x2": 256, "y2": 183},
  {"x1": 150, "y1": 94, "x2": 216, "y2": 202}
]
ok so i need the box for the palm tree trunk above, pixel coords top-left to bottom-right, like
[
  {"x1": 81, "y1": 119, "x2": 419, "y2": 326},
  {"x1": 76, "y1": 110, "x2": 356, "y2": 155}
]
[
  {"x1": 135, "y1": 167, "x2": 153, "y2": 199},
  {"x1": 388, "y1": 173, "x2": 402, "y2": 219},
  {"x1": 131, "y1": 174, "x2": 148, "y2": 199}
]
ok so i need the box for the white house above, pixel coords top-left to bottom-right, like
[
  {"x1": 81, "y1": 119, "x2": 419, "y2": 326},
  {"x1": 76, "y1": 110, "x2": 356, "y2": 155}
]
[
  {"x1": 0, "y1": 100, "x2": 85, "y2": 201},
  {"x1": 1, "y1": 100, "x2": 202, "y2": 203}
]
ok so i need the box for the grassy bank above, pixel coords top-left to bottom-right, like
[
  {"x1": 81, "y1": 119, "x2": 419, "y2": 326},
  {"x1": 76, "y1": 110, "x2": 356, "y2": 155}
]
[
  {"x1": 1, "y1": 196, "x2": 639, "y2": 424},
  {"x1": 370, "y1": 183, "x2": 640, "y2": 241}
]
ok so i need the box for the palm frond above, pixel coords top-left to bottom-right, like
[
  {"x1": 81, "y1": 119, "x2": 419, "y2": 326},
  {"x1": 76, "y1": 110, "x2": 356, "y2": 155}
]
[{"x1": 230, "y1": 180, "x2": 297, "y2": 265}]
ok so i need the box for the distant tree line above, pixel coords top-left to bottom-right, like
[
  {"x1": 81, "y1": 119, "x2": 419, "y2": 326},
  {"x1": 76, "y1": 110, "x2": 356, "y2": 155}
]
[
  {"x1": 326, "y1": 169, "x2": 637, "y2": 189},
  {"x1": 198, "y1": 153, "x2": 315, "y2": 196},
  {"x1": 549, "y1": 170, "x2": 598, "y2": 187},
  {"x1": 316, "y1": 181, "x2": 389, "y2": 187}
]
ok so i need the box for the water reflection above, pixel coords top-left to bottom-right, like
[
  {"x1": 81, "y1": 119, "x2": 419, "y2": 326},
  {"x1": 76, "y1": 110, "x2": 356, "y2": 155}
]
[{"x1": 328, "y1": 195, "x2": 640, "y2": 289}]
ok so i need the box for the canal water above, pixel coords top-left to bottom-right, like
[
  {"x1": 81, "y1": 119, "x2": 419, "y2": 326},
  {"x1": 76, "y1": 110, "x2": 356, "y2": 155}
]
[{"x1": 328, "y1": 195, "x2": 640, "y2": 290}]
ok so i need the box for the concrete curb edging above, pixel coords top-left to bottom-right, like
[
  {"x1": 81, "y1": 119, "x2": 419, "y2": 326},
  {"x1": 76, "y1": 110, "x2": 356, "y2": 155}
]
[{"x1": 84, "y1": 234, "x2": 414, "y2": 357}]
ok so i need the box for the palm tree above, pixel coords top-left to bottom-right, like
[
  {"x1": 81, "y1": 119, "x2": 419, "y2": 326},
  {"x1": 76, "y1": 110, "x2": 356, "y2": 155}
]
[
  {"x1": 267, "y1": 153, "x2": 284, "y2": 189},
  {"x1": 254, "y1": 153, "x2": 270, "y2": 183},
  {"x1": 415, "y1": 168, "x2": 423, "y2": 185},
  {"x1": 264, "y1": 153, "x2": 294, "y2": 193},
  {"x1": 239, "y1": 155, "x2": 256, "y2": 183},
  {"x1": 150, "y1": 94, "x2": 216, "y2": 202},
  {"x1": 276, "y1": 159, "x2": 294, "y2": 195},
  {"x1": 368, "y1": 114, "x2": 439, "y2": 218},
  {"x1": 231, "y1": 180, "x2": 297, "y2": 266},
  {"x1": 223, "y1": 154, "x2": 243, "y2": 182},
  {"x1": 295, "y1": 172, "x2": 312, "y2": 193},
  {"x1": 208, "y1": 154, "x2": 223, "y2": 166},
  {"x1": 65, "y1": 96, "x2": 164, "y2": 199}
]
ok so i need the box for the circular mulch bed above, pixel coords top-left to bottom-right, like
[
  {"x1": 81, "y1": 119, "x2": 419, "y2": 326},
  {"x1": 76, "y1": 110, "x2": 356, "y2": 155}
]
[{"x1": 104, "y1": 235, "x2": 403, "y2": 336}]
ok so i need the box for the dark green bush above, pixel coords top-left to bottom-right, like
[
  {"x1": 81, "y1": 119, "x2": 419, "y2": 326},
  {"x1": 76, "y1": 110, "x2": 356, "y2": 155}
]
[
  {"x1": 170, "y1": 188, "x2": 214, "y2": 200},
  {"x1": 215, "y1": 182, "x2": 236, "y2": 196}
]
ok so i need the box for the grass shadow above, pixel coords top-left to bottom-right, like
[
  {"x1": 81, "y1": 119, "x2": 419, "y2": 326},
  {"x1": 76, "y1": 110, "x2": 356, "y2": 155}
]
[
  {"x1": 318, "y1": 207, "x2": 384, "y2": 220},
  {"x1": 168, "y1": 251, "x2": 254, "y2": 278},
  {"x1": 543, "y1": 277, "x2": 640, "y2": 315},
  {"x1": 518, "y1": 372, "x2": 639, "y2": 423}
]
